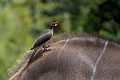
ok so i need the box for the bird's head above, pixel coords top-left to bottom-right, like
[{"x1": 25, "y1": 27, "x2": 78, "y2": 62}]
[{"x1": 49, "y1": 21, "x2": 59, "y2": 29}]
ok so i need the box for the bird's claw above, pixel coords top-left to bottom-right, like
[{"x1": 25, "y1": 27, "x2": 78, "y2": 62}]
[
  {"x1": 43, "y1": 44, "x2": 51, "y2": 49},
  {"x1": 43, "y1": 45, "x2": 51, "y2": 51},
  {"x1": 45, "y1": 48, "x2": 51, "y2": 51}
]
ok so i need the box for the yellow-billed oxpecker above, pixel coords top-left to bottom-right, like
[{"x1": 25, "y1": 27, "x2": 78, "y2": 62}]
[{"x1": 28, "y1": 21, "x2": 59, "y2": 63}]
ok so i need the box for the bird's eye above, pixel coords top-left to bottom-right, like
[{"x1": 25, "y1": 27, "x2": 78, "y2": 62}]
[{"x1": 52, "y1": 23, "x2": 55, "y2": 26}]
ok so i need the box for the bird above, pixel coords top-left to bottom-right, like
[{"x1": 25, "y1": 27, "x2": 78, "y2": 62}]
[{"x1": 28, "y1": 21, "x2": 59, "y2": 63}]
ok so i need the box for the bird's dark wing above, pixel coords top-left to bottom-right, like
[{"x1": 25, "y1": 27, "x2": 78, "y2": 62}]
[{"x1": 30, "y1": 33, "x2": 52, "y2": 50}]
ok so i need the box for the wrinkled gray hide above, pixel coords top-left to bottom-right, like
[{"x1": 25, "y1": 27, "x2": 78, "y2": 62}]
[{"x1": 9, "y1": 34, "x2": 120, "y2": 80}]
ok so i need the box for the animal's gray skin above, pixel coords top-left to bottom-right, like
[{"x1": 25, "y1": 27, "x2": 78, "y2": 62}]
[{"x1": 9, "y1": 34, "x2": 120, "y2": 80}]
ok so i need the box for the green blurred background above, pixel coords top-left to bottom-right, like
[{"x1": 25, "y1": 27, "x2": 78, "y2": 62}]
[{"x1": 0, "y1": 0, "x2": 120, "y2": 79}]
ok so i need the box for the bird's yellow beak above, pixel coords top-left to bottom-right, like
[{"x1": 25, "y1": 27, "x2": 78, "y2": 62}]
[{"x1": 55, "y1": 21, "x2": 59, "y2": 26}]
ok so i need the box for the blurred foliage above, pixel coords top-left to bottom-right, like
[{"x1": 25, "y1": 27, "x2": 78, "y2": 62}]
[{"x1": 0, "y1": 0, "x2": 120, "y2": 79}]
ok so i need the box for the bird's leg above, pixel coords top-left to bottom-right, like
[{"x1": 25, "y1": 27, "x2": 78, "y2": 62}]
[
  {"x1": 45, "y1": 44, "x2": 51, "y2": 48},
  {"x1": 43, "y1": 44, "x2": 51, "y2": 51},
  {"x1": 43, "y1": 45, "x2": 46, "y2": 49}
]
